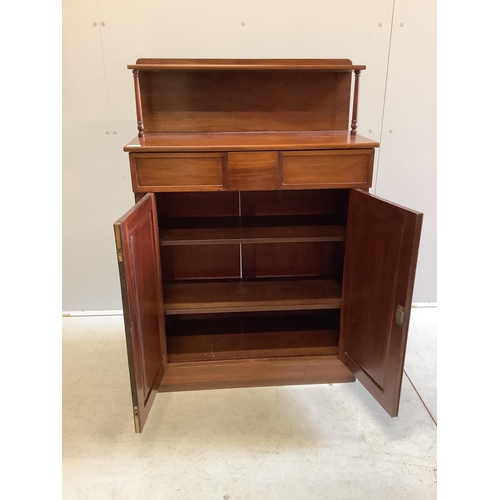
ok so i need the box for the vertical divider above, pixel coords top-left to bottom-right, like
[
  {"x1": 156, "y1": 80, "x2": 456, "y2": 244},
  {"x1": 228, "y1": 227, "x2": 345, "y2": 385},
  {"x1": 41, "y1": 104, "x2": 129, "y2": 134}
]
[
  {"x1": 239, "y1": 191, "x2": 242, "y2": 278},
  {"x1": 239, "y1": 244, "x2": 243, "y2": 279}
]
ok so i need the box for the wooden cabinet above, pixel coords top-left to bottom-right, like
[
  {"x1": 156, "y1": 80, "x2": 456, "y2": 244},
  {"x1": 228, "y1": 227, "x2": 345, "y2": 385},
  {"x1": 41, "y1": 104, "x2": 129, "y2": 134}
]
[{"x1": 114, "y1": 59, "x2": 422, "y2": 432}]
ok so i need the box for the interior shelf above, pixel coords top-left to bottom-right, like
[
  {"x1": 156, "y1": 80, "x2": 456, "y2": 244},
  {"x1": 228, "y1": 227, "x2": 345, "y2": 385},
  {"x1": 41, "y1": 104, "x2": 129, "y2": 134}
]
[
  {"x1": 128, "y1": 58, "x2": 365, "y2": 71},
  {"x1": 161, "y1": 225, "x2": 342, "y2": 245},
  {"x1": 164, "y1": 278, "x2": 342, "y2": 315}
]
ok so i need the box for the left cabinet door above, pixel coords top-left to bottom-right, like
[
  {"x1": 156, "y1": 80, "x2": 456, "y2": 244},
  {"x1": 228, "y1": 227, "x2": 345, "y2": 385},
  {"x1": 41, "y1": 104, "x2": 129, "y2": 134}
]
[{"x1": 113, "y1": 193, "x2": 167, "y2": 432}]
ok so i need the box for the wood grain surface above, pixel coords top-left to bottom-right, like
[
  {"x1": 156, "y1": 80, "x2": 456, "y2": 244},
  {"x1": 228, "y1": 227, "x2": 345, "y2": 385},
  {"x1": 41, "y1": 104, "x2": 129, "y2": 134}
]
[
  {"x1": 164, "y1": 279, "x2": 342, "y2": 315},
  {"x1": 160, "y1": 355, "x2": 355, "y2": 392}
]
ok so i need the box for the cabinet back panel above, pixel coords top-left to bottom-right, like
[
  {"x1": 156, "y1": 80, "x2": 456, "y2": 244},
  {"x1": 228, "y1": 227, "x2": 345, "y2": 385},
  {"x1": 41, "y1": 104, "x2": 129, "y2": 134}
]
[
  {"x1": 157, "y1": 190, "x2": 349, "y2": 220},
  {"x1": 240, "y1": 189, "x2": 349, "y2": 218},
  {"x1": 166, "y1": 312, "x2": 339, "y2": 362},
  {"x1": 140, "y1": 70, "x2": 351, "y2": 133},
  {"x1": 241, "y1": 242, "x2": 337, "y2": 279},
  {"x1": 156, "y1": 192, "x2": 239, "y2": 219},
  {"x1": 161, "y1": 245, "x2": 240, "y2": 280}
]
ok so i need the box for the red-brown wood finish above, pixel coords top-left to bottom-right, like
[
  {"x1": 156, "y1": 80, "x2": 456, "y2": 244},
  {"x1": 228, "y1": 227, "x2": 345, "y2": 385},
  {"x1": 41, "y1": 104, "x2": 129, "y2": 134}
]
[
  {"x1": 130, "y1": 152, "x2": 227, "y2": 192},
  {"x1": 239, "y1": 189, "x2": 350, "y2": 218},
  {"x1": 164, "y1": 279, "x2": 342, "y2": 315},
  {"x1": 156, "y1": 191, "x2": 239, "y2": 218},
  {"x1": 160, "y1": 244, "x2": 241, "y2": 281},
  {"x1": 278, "y1": 149, "x2": 374, "y2": 190},
  {"x1": 160, "y1": 355, "x2": 354, "y2": 392},
  {"x1": 130, "y1": 149, "x2": 373, "y2": 193},
  {"x1": 226, "y1": 152, "x2": 278, "y2": 191},
  {"x1": 350, "y1": 70, "x2": 361, "y2": 135},
  {"x1": 124, "y1": 131, "x2": 379, "y2": 152},
  {"x1": 339, "y1": 190, "x2": 423, "y2": 417},
  {"x1": 240, "y1": 242, "x2": 337, "y2": 279},
  {"x1": 114, "y1": 59, "x2": 422, "y2": 431},
  {"x1": 135, "y1": 67, "x2": 354, "y2": 134},
  {"x1": 159, "y1": 222, "x2": 346, "y2": 246},
  {"x1": 166, "y1": 312, "x2": 340, "y2": 362},
  {"x1": 129, "y1": 58, "x2": 365, "y2": 71},
  {"x1": 132, "y1": 70, "x2": 145, "y2": 138},
  {"x1": 114, "y1": 193, "x2": 167, "y2": 432},
  {"x1": 167, "y1": 330, "x2": 339, "y2": 362}
]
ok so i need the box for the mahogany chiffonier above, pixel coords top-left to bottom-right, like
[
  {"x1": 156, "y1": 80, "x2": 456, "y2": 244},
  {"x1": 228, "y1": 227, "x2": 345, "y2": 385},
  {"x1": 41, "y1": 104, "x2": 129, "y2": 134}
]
[{"x1": 113, "y1": 59, "x2": 423, "y2": 433}]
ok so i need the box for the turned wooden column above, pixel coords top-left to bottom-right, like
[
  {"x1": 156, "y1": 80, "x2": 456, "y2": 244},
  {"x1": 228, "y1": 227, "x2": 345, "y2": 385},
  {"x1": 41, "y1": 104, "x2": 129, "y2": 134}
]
[
  {"x1": 350, "y1": 70, "x2": 361, "y2": 136},
  {"x1": 133, "y1": 70, "x2": 145, "y2": 138}
]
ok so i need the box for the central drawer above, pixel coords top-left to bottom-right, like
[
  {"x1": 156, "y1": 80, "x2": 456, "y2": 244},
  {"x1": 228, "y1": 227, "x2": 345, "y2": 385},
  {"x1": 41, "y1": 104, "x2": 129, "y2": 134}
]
[{"x1": 227, "y1": 152, "x2": 278, "y2": 191}]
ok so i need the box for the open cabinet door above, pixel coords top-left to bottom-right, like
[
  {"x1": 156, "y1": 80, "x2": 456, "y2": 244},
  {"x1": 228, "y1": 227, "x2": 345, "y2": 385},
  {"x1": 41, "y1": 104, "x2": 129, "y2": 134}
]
[
  {"x1": 340, "y1": 189, "x2": 422, "y2": 417},
  {"x1": 113, "y1": 193, "x2": 167, "y2": 432}
]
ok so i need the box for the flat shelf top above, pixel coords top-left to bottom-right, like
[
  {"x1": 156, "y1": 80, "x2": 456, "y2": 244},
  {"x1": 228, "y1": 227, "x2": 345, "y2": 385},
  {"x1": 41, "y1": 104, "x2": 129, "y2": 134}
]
[
  {"x1": 164, "y1": 278, "x2": 342, "y2": 315},
  {"x1": 128, "y1": 58, "x2": 366, "y2": 71},
  {"x1": 124, "y1": 131, "x2": 379, "y2": 152},
  {"x1": 160, "y1": 223, "x2": 346, "y2": 246}
]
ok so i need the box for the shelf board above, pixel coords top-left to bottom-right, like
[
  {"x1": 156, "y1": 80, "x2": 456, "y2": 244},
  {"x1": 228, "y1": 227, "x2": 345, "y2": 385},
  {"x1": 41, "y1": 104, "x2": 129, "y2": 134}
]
[
  {"x1": 124, "y1": 130, "x2": 379, "y2": 152},
  {"x1": 164, "y1": 278, "x2": 342, "y2": 315},
  {"x1": 129, "y1": 58, "x2": 366, "y2": 71},
  {"x1": 159, "y1": 355, "x2": 354, "y2": 392},
  {"x1": 160, "y1": 223, "x2": 345, "y2": 246},
  {"x1": 167, "y1": 330, "x2": 338, "y2": 362},
  {"x1": 166, "y1": 313, "x2": 339, "y2": 362}
]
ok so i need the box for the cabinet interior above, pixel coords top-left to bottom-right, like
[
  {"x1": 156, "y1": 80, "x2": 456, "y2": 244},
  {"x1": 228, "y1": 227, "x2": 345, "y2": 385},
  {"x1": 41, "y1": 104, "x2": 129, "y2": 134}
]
[{"x1": 156, "y1": 189, "x2": 349, "y2": 363}]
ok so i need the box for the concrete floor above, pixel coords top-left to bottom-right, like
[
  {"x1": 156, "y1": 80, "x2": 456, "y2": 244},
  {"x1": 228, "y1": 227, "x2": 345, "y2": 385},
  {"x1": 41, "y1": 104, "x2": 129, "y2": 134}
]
[{"x1": 63, "y1": 308, "x2": 437, "y2": 499}]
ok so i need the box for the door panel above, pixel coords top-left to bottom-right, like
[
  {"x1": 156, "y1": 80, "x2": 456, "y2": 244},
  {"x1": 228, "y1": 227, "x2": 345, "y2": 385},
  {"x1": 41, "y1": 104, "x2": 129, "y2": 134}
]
[
  {"x1": 114, "y1": 193, "x2": 167, "y2": 432},
  {"x1": 340, "y1": 189, "x2": 422, "y2": 416}
]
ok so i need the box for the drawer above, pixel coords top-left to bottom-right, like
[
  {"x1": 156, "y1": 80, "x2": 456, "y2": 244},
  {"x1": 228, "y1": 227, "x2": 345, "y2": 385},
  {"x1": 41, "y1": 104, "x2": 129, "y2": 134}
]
[
  {"x1": 130, "y1": 153, "x2": 227, "y2": 192},
  {"x1": 227, "y1": 152, "x2": 278, "y2": 191},
  {"x1": 278, "y1": 149, "x2": 374, "y2": 189}
]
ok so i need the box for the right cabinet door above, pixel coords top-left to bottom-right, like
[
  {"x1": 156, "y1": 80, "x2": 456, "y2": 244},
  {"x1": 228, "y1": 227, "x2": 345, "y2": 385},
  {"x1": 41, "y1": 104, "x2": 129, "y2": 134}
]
[{"x1": 340, "y1": 189, "x2": 423, "y2": 416}]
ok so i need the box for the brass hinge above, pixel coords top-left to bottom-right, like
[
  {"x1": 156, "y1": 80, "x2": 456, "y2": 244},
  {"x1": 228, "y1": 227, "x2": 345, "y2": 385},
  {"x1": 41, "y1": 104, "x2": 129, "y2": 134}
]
[
  {"x1": 114, "y1": 225, "x2": 123, "y2": 262},
  {"x1": 133, "y1": 406, "x2": 140, "y2": 433},
  {"x1": 395, "y1": 305, "x2": 405, "y2": 327}
]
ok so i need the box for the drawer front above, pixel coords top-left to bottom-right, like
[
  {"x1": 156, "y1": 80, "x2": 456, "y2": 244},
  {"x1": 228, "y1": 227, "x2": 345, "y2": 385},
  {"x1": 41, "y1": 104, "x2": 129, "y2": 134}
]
[
  {"x1": 227, "y1": 152, "x2": 278, "y2": 191},
  {"x1": 130, "y1": 153, "x2": 227, "y2": 192},
  {"x1": 278, "y1": 149, "x2": 374, "y2": 189}
]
